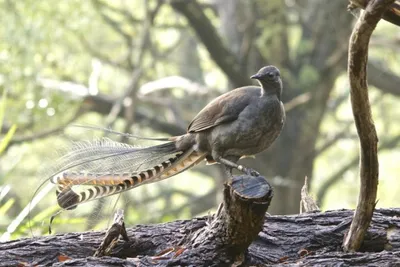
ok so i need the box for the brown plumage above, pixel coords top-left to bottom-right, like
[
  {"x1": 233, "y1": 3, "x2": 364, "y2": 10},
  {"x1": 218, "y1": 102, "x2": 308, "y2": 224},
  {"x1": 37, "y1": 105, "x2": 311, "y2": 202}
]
[{"x1": 51, "y1": 65, "x2": 285, "y2": 209}]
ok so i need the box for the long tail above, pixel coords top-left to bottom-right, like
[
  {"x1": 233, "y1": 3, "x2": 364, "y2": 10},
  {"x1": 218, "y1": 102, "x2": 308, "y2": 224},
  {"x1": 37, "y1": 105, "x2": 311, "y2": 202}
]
[{"x1": 51, "y1": 141, "x2": 206, "y2": 210}]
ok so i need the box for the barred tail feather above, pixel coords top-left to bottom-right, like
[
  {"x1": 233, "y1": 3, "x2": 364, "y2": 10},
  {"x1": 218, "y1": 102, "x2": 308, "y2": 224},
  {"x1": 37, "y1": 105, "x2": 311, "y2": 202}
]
[{"x1": 56, "y1": 149, "x2": 206, "y2": 209}]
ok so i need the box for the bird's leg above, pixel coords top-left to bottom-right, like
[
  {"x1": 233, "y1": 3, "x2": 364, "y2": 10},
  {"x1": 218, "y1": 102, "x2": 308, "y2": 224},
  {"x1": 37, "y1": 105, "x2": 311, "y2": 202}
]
[
  {"x1": 222, "y1": 164, "x2": 233, "y2": 179},
  {"x1": 217, "y1": 157, "x2": 260, "y2": 177}
]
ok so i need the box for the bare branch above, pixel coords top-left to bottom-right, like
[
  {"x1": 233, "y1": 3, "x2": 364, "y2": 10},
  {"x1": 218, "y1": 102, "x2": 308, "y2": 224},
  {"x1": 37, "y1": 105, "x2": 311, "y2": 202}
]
[
  {"x1": 349, "y1": 0, "x2": 400, "y2": 26},
  {"x1": 343, "y1": 0, "x2": 394, "y2": 252},
  {"x1": 300, "y1": 176, "x2": 320, "y2": 213}
]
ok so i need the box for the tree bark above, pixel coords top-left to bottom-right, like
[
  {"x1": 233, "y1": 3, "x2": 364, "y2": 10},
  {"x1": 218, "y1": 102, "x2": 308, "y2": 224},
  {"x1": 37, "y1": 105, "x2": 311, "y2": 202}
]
[
  {"x1": 343, "y1": 0, "x2": 394, "y2": 252},
  {"x1": 2, "y1": 208, "x2": 400, "y2": 266}
]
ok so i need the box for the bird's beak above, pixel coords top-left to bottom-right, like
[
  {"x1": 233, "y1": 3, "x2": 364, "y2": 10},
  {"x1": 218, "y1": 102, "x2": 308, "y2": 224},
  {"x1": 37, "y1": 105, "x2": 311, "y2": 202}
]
[{"x1": 250, "y1": 74, "x2": 260, "y2": 79}]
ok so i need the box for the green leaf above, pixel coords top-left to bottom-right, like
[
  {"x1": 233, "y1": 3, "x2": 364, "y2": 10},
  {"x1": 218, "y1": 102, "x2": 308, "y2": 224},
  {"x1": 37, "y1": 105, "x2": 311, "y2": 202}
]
[
  {"x1": 0, "y1": 124, "x2": 17, "y2": 155},
  {"x1": 0, "y1": 198, "x2": 15, "y2": 215}
]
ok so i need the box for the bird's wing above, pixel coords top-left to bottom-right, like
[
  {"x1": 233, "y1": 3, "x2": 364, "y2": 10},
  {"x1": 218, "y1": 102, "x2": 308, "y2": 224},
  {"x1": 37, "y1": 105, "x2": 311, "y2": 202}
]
[{"x1": 187, "y1": 86, "x2": 260, "y2": 133}]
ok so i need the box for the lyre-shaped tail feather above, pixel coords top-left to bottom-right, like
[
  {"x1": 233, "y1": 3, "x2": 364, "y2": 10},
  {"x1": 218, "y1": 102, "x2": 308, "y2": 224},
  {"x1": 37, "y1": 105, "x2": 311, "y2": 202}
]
[
  {"x1": 55, "y1": 148, "x2": 206, "y2": 210},
  {"x1": 50, "y1": 139, "x2": 180, "y2": 182}
]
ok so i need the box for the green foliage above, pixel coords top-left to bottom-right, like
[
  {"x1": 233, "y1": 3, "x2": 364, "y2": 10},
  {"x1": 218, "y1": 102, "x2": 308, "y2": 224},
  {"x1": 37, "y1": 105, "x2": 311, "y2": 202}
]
[
  {"x1": 0, "y1": 198, "x2": 15, "y2": 215},
  {"x1": 0, "y1": 125, "x2": 16, "y2": 155}
]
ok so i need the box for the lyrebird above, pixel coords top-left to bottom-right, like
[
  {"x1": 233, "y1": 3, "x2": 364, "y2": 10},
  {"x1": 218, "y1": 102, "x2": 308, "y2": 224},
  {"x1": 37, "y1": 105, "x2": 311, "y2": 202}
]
[{"x1": 51, "y1": 65, "x2": 285, "y2": 210}]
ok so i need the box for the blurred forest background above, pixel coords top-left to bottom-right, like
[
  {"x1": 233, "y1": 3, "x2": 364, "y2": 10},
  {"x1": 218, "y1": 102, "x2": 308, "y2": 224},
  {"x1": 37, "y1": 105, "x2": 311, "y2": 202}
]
[{"x1": 0, "y1": 0, "x2": 399, "y2": 240}]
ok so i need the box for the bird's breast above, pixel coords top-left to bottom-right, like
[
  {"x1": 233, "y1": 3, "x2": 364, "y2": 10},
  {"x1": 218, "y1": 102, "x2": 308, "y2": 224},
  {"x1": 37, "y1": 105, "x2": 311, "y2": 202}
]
[{"x1": 235, "y1": 99, "x2": 285, "y2": 153}]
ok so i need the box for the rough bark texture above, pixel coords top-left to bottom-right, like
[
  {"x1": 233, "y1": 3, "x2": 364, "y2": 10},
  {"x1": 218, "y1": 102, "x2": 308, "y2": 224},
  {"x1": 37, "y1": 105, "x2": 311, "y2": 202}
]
[
  {"x1": 1, "y1": 175, "x2": 274, "y2": 266},
  {"x1": 2, "y1": 209, "x2": 400, "y2": 266},
  {"x1": 349, "y1": 0, "x2": 400, "y2": 26},
  {"x1": 344, "y1": 0, "x2": 394, "y2": 252}
]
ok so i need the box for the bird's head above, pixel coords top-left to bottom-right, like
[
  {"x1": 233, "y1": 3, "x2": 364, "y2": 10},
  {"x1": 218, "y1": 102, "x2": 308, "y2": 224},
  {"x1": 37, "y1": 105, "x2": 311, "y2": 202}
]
[{"x1": 251, "y1": 66, "x2": 282, "y2": 99}]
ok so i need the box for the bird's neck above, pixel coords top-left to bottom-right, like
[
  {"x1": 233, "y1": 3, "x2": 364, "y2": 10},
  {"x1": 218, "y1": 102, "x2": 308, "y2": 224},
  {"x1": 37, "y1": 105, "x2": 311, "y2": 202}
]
[{"x1": 259, "y1": 81, "x2": 282, "y2": 101}]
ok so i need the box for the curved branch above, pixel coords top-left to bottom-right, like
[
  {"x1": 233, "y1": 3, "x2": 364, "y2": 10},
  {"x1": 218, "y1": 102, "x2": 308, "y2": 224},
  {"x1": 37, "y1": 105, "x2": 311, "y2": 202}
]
[
  {"x1": 343, "y1": 0, "x2": 395, "y2": 252},
  {"x1": 349, "y1": 0, "x2": 400, "y2": 26}
]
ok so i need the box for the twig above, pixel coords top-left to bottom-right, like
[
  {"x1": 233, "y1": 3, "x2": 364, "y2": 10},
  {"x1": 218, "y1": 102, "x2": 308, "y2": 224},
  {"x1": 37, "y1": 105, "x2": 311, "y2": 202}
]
[
  {"x1": 94, "y1": 209, "x2": 129, "y2": 257},
  {"x1": 300, "y1": 176, "x2": 320, "y2": 214},
  {"x1": 343, "y1": 0, "x2": 394, "y2": 252}
]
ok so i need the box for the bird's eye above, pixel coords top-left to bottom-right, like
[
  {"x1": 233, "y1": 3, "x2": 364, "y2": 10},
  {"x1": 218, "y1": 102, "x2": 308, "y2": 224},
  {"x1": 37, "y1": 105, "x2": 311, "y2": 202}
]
[{"x1": 267, "y1": 72, "x2": 275, "y2": 78}]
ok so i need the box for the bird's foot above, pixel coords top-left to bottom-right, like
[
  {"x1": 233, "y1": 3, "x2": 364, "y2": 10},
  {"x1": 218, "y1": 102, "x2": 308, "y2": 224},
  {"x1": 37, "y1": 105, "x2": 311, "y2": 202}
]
[
  {"x1": 238, "y1": 165, "x2": 260, "y2": 177},
  {"x1": 246, "y1": 168, "x2": 260, "y2": 177}
]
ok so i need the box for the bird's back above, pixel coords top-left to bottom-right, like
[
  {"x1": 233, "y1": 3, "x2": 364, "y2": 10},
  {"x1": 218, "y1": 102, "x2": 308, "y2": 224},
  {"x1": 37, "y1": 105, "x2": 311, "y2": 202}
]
[{"x1": 187, "y1": 86, "x2": 262, "y2": 133}]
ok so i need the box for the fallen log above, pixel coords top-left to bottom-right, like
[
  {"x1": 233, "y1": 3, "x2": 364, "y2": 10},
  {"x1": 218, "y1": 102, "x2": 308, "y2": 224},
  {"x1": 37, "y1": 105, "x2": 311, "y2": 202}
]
[
  {"x1": 1, "y1": 174, "x2": 276, "y2": 266},
  {"x1": 2, "y1": 207, "x2": 400, "y2": 266}
]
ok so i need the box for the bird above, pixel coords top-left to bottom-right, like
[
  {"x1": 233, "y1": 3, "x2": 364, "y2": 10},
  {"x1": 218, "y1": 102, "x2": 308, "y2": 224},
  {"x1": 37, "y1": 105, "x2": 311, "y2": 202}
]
[{"x1": 51, "y1": 65, "x2": 286, "y2": 210}]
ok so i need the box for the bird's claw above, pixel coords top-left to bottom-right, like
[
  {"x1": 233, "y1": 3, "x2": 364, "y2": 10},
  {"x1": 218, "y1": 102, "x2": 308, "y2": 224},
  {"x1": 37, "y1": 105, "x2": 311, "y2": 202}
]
[
  {"x1": 245, "y1": 168, "x2": 260, "y2": 177},
  {"x1": 237, "y1": 165, "x2": 260, "y2": 176}
]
